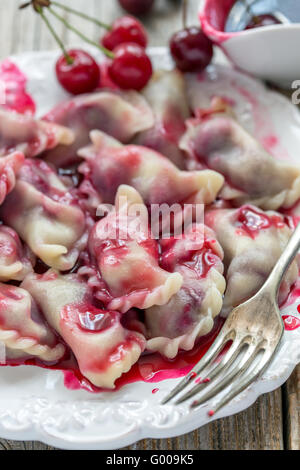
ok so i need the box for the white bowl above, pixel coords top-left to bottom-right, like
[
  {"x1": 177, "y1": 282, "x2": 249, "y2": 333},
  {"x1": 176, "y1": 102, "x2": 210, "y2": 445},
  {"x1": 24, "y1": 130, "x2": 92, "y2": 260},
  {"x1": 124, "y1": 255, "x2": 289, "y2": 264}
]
[{"x1": 200, "y1": 0, "x2": 300, "y2": 88}]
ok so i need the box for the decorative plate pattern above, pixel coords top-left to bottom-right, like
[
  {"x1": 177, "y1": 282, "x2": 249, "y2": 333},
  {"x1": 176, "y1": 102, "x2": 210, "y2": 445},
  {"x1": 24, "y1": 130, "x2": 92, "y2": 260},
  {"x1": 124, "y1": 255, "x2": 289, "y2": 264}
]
[{"x1": 0, "y1": 48, "x2": 298, "y2": 450}]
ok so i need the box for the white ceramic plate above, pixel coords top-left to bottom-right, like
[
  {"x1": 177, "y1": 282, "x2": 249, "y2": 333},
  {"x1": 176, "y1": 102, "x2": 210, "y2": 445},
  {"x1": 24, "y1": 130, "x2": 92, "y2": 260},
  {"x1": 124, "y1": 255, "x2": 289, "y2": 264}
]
[{"x1": 0, "y1": 48, "x2": 299, "y2": 450}]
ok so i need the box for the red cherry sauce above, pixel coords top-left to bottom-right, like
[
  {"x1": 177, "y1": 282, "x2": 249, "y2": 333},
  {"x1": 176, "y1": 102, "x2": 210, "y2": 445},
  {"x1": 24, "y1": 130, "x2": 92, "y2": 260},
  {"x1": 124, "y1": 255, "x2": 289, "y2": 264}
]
[
  {"x1": 103, "y1": 314, "x2": 225, "y2": 392},
  {"x1": 0, "y1": 284, "x2": 24, "y2": 302},
  {"x1": 82, "y1": 145, "x2": 142, "y2": 205},
  {"x1": 162, "y1": 105, "x2": 188, "y2": 144},
  {"x1": 262, "y1": 134, "x2": 279, "y2": 152},
  {"x1": 74, "y1": 303, "x2": 114, "y2": 332},
  {"x1": 0, "y1": 228, "x2": 17, "y2": 259},
  {"x1": 235, "y1": 206, "x2": 285, "y2": 239},
  {"x1": 0, "y1": 59, "x2": 36, "y2": 115},
  {"x1": 159, "y1": 227, "x2": 219, "y2": 278},
  {"x1": 281, "y1": 278, "x2": 300, "y2": 307},
  {"x1": 282, "y1": 315, "x2": 300, "y2": 331},
  {"x1": 279, "y1": 278, "x2": 300, "y2": 330},
  {"x1": 0, "y1": 314, "x2": 225, "y2": 393},
  {"x1": 60, "y1": 302, "x2": 146, "y2": 379},
  {"x1": 19, "y1": 159, "x2": 82, "y2": 210}
]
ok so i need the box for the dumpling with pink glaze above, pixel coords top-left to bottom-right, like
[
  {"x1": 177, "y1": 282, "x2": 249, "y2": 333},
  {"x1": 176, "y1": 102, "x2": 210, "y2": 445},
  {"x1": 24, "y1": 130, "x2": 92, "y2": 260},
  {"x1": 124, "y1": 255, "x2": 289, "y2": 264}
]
[
  {"x1": 42, "y1": 90, "x2": 154, "y2": 167},
  {"x1": 145, "y1": 224, "x2": 225, "y2": 359},
  {"x1": 22, "y1": 270, "x2": 146, "y2": 389},
  {"x1": 78, "y1": 130, "x2": 224, "y2": 206},
  {"x1": 180, "y1": 99, "x2": 300, "y2": 210},
  {"x1": 89, "y1": 185, "x2": 183, "y2": 313},
  {"x1": 205, "y1": 205, "x2": 299, "y2": 316},
  {"x1": 0, "y1": 225, "x2": 34, "y2": 281},
  {"x1": 0, "y1": 151, "x2": 24, "y2": 205},
  {"x1": 0, "y1": 159, "x2": 86, "y2": 270},
  {"x1": 0, "y1": 282, "x2": 65, "y2": 362},
  {"x1": 0, "y1": 108, "x2": 74, "y2": 158},
  {"x1": 134, "y1": 70, "x2": 190, "y2": 168}
]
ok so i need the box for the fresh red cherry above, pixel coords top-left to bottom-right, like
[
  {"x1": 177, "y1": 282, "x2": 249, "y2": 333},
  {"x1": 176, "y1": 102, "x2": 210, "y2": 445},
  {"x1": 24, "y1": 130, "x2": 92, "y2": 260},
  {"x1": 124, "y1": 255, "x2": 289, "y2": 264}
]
[
  {"x1": 118, "y1": 0, "x2": 155, "y2": 16},
  {"x1": 246, "y1": 14, "x2": 281, "y2": 30},
  {"x1": 56, "y1": 49, "x2": 100, "y2": 95},
  {"x1": 109, "y1": 43, "x2": 153, "y2": 90},
  {"x1": 170, "y1": 26, "x2": 213, "y2": 72},
  {"x1": 101, "y1": 16, "x2": 148, "y2": 51}
]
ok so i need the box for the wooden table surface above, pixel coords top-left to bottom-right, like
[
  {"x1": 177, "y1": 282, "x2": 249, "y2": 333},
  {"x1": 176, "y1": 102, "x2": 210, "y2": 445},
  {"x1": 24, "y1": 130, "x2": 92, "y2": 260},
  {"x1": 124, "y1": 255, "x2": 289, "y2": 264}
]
[{"x1": 0, "y1": 0, "x2": 299, "y2": 451}]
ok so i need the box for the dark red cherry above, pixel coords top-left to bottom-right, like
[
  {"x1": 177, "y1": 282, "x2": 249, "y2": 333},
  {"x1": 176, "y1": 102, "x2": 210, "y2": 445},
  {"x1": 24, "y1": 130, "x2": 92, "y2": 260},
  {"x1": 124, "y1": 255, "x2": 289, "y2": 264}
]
[
  {"x1": 118, "y1": 0, "x2": 155, "y2": 16},
  {"x1": 170, "y1": 26, "x2": 213, "y2": 72},
  {"x1": 109, "y1": 43, "x2": 153, "y2": 90},
  {"x1": 56, "y1": 49, "x2": 100, "y2": 95},
  {"x1": 101, "y1": 16, "x2": 148, "y2": 51},
  {"x1": 246, "y1": 14, "x2": 281, "y2": 30}
]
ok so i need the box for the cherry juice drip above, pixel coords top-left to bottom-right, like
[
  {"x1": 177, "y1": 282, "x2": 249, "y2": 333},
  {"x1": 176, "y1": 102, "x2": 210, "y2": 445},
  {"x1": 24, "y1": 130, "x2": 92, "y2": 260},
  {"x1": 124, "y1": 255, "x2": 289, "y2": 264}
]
[
  {"x1": 2, "y1": 315, "x2": 225, "y2": 393},
  {"x1": 235, "y1": 206, "x2": 285, "y2": 239}
]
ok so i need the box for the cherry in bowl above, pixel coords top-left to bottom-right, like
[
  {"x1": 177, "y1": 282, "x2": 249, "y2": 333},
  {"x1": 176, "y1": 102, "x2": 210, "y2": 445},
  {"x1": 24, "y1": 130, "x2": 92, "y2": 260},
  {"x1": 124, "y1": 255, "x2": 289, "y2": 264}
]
[{"x1": 246, "y1": 14, "x2": 281, "y2": 30}]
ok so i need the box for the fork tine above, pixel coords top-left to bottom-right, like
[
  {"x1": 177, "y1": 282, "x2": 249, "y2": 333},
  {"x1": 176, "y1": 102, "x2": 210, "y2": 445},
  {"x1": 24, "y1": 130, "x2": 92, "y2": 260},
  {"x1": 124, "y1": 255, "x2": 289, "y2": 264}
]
[
  {"x1": 175, "y1": 337, "x2": 247, "y2": 404},
  {"x1": 190, "y1": 340, "x2": 265, "y2": 408},
  {"x1": 202, "y1": 349, "x2": 275, "y2": 415},
  {"x1": 161, "y1": 330, "x2": 232, "y2": 405}
]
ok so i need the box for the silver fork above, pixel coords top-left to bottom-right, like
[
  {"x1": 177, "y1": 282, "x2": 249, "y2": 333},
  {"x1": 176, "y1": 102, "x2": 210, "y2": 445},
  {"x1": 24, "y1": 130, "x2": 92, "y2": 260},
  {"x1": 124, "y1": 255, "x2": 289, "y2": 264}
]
[{"x1": 161, "y1": 221, "x2": 300, "y2": 414}]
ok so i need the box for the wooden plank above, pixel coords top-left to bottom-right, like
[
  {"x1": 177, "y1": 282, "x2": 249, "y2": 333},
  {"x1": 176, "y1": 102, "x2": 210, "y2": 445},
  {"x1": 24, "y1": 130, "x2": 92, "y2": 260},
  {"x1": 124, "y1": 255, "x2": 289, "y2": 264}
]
[
  {"x1": 0, "y1": 0, "x2": 296, "y2": 451},
  {"x1": 284, "y1": 365, "x2": 300, "y2": 450},
  {"x1": 126, "y1": 389, "x2": 284, "y2": 450}
]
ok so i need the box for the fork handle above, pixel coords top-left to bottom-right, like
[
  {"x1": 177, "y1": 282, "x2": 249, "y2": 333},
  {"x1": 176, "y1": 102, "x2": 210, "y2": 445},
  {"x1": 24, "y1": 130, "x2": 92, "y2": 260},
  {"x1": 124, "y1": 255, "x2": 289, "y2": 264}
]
[{"x1": 262, "y1": 221, "x2": 300, "y2": 299}]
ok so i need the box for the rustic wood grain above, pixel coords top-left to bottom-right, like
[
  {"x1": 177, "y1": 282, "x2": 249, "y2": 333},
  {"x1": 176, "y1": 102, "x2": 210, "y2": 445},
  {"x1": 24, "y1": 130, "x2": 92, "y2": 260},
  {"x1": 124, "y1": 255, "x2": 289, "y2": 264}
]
[
  {"x1": 283, "y1": 365, "x2": 300, "y2": 450},
  {"x1": 0, "y1": 0, "x2": 298, "y2": 451},
  {"x1": 126, "y1": 389, "x2": 284, "y2": 450}
]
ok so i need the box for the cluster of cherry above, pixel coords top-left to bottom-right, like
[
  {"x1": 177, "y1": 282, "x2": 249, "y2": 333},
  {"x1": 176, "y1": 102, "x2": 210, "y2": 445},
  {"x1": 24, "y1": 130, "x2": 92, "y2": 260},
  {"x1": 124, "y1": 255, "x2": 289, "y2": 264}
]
[{"x1": 21, "y1": 0, "x2": 280, "y2": 96}]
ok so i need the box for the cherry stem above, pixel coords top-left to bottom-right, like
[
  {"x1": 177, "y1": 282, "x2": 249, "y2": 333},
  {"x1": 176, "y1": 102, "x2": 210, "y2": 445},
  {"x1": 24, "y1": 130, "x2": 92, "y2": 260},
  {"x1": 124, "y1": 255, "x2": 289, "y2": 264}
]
[
  {"x1": 19, "y1": 2, "x2": 32, "y2": 9},
  {"x1": 35, "y1": 5, "x2": 73, "y2": 64},
  {"x1": 51, "y1": 1, "x2": 111, "y2": 31},
  {"x1": 182, "y1": 0, "x2": 188, "y2": 29},
  {"x1": 48, "y1": 7, "x2": 114, "y2": 59}
]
